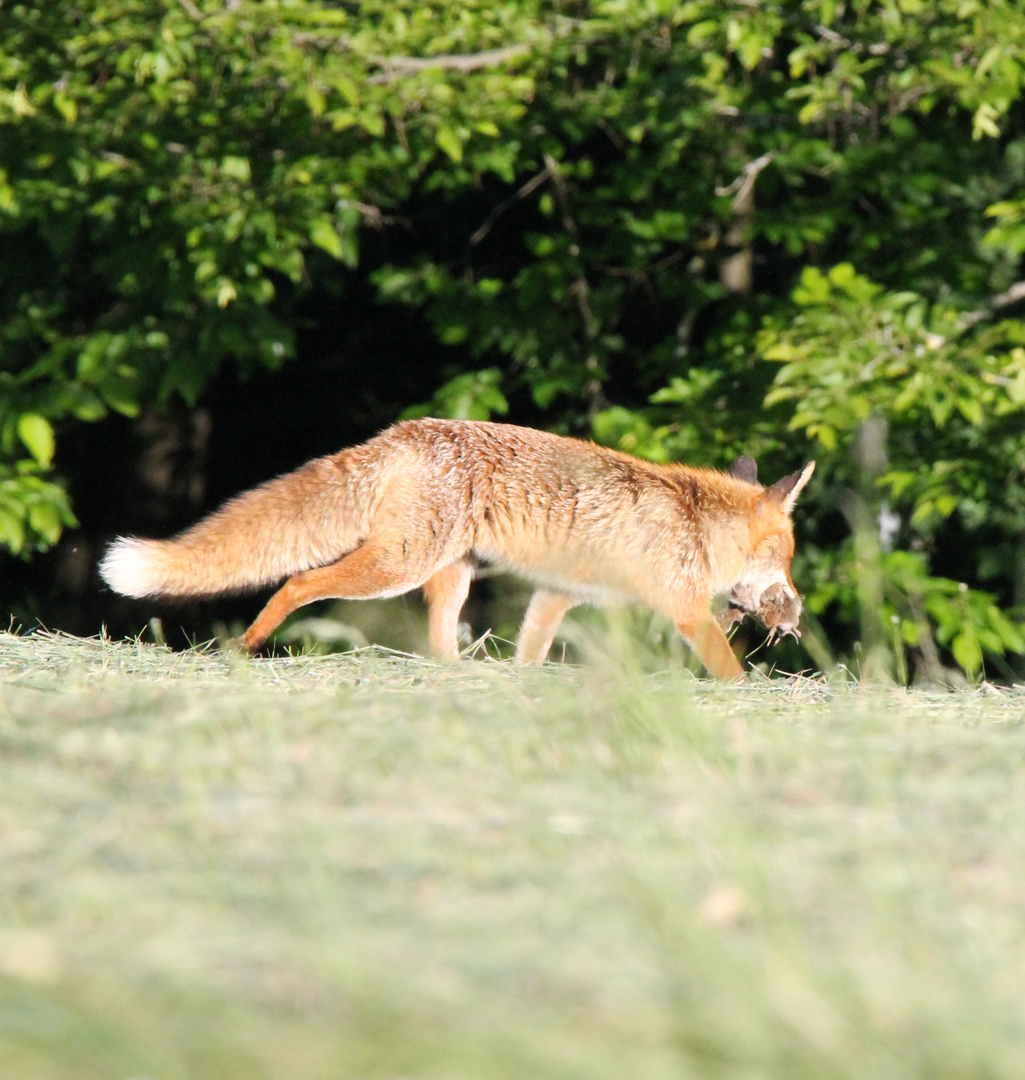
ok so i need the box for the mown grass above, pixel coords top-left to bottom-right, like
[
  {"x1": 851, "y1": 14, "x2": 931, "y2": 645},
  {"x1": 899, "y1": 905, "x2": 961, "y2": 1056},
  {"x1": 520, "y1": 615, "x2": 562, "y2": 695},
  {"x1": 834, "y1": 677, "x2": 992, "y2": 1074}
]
[{"x1": 2, "y1": 628, "x2": 1025, "y2": 1079}]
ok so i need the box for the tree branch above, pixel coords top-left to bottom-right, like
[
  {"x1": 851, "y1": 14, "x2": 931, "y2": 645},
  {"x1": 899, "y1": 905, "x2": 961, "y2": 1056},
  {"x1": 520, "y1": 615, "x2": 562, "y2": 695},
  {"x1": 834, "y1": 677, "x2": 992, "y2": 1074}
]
[
  {"x1": 175, "y1": 0, "x2": 204, "y2": 20},
  {"x1": 469, "y1": 165, "x2": 552, "y2": 248},
  {"x1": 368, "y1": 44, "x2": 529, "y2": 82},
  {"x1": 958, "y1": 280, "x2": 1025, "y2": 330},
  {"x1": 715, "y1": 152, "x2": 775, "y2": 294}
]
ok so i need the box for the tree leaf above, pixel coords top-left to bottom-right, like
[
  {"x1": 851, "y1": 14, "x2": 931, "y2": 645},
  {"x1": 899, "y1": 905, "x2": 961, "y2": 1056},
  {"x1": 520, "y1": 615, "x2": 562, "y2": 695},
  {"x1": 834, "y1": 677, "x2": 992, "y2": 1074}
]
[
  {"x1": 17, "y1": 414, "x2": 55, "y2": 469},
  {"x1": 436, "y1": 127, "x2": 463, "y2": 163},
  {"x1": 309, "y1": 217, "x2": 344, "y2": 260},
  {"x1": 951, "y1": 631, "x2": 983, "y2": 676}
]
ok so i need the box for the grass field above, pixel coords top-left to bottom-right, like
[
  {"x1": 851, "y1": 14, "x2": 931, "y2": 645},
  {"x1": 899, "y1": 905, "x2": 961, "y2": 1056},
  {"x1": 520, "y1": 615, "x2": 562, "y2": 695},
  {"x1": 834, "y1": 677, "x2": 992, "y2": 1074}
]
[{"x1": 3, "y1": 628, "x2": 1025, "y2": 1079}]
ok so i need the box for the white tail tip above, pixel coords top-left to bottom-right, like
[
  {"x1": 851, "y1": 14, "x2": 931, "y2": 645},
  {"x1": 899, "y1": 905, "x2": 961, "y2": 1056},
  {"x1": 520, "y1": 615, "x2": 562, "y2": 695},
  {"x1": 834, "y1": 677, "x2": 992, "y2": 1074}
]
[{"x1": 99, "y1": 537, "x2": 165, "y2": 598}]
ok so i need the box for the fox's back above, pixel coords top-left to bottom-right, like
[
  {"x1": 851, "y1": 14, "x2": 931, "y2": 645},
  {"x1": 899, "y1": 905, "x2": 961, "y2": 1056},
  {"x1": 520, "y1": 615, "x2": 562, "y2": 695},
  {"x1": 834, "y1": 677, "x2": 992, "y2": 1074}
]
[{"x1": 369, "y1": 418, "x2": 752, "y2": 599}]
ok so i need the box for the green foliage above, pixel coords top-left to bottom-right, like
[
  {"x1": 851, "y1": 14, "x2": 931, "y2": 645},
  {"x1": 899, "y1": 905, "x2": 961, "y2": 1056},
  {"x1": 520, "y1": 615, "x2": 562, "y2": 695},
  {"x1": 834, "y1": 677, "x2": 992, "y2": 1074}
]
[
  {"x1": 759, "y1": 263, "x2": 1025, "y2": 679},
  {"x1": 805, "y1": 542, "x2": 1025, "y2": 684},
  {"x1": 591, "y1": 406, "x2": 673, "y2": 462},
  {"x1": 0, "y1": 0, "x2": 542, "y2": 547},
  {"x1": 5, "y1": 0, "x2": 1025, "y2": 676},
  {"x1": 400, "y1": 367, "x2": 509, "y2": 421},
  {"x1": 0, "y1": 464, "x2": 77, "y2": 555},
  {"x1": 760, "y1": 261, "x2": 1025, "y2": 530}
]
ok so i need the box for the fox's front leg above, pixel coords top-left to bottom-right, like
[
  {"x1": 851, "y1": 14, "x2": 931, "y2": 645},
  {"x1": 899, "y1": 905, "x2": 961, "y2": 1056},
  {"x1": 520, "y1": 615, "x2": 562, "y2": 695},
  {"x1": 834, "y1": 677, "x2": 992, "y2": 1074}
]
[{"x1": 674, "y1": 607, "x2": 745, "y2": 681}]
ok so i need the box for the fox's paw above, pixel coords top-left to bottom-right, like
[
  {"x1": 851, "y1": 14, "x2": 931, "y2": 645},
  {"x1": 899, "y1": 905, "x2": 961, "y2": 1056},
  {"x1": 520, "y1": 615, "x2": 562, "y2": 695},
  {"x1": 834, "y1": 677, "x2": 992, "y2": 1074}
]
[{"x1": 220, "y1": 633, "x2": 260, "y2": 657}]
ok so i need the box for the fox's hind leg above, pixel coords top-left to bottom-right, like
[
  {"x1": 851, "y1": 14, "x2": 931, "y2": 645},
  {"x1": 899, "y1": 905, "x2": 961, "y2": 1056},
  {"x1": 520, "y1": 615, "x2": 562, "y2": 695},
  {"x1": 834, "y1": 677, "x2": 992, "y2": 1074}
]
[
  {"x1": 239, "y1": 542, "x2": 441, "y2": 653},
  {"x1": 515, "y1": 590, "x2": 578, "y2": 665},
  {"x1": 422, "y1": 560, "x2": 473, "y2": 660}
]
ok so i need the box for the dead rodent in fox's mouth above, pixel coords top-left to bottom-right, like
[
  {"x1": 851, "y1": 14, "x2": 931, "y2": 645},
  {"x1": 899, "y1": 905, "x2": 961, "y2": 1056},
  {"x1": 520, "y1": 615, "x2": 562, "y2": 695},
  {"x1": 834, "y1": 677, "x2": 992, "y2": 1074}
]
[{"x1": 719, "y1": 581, "x2": 803, "y2": 644}]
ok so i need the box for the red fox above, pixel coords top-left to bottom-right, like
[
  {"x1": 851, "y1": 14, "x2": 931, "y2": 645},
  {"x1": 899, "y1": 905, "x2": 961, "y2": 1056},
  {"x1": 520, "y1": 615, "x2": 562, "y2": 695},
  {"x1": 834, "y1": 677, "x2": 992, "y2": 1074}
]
[{"x1": 100, "y1": 418, "x2": 814, "y2": 679}]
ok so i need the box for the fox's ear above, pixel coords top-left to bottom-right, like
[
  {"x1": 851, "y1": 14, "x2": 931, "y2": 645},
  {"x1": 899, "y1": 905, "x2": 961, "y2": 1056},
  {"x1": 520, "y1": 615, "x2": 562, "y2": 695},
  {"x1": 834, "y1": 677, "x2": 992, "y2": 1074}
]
[
  {"x1": 726, "y1": 454, "x2": 758, "y2": 484},
  {"x1": 763, "y1": 461, "x2": 815, "y2": 513}
]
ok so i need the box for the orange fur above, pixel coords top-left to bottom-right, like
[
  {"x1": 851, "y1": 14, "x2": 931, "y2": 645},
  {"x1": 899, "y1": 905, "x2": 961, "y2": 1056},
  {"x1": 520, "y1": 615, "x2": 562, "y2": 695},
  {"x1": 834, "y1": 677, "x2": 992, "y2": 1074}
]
[{"x1": 100, "y1": 419, "x2": 814, "y2": 678}]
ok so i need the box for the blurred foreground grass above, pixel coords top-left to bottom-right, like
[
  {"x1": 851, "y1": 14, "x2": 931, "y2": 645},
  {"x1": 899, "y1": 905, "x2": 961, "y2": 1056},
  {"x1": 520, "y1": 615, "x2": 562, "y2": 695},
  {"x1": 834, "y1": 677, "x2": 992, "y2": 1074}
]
[{"x1": 2, "y1": 629, "x2": 1025, "y2": 1079}]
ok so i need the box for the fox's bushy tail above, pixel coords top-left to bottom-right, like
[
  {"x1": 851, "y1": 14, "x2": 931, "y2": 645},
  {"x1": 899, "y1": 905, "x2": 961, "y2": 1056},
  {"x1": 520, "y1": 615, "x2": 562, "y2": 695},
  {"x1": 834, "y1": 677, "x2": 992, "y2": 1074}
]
[{"x1": 100, "y1": 453, "x2": 367, "y2": 598}]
